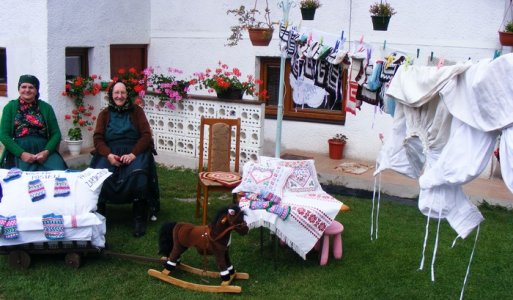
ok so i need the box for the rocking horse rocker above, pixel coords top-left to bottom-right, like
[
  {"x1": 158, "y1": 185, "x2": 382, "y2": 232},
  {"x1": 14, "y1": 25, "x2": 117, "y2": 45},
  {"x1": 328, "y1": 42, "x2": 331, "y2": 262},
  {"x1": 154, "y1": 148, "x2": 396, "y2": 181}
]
[{"x1": 148, "y1": 204, "x2": 250, "y2": 293}]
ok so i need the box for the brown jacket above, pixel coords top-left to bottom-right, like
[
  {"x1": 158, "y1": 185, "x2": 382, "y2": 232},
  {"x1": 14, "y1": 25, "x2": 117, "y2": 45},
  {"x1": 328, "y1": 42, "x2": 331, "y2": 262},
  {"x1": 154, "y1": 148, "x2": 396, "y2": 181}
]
[{"x1": 93, "y1": 105, "x2": 153, "y2": 156}]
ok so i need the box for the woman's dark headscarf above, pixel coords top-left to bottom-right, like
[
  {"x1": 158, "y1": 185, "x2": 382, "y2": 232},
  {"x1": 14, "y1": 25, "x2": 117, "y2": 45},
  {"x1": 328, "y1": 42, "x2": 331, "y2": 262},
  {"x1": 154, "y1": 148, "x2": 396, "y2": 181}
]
[
  {"x1": 107, "y1": 80, "x2": 134, "y2": 112},
  {"x1": 18, "y1": 74, "x2": 40, "y2": 100}
]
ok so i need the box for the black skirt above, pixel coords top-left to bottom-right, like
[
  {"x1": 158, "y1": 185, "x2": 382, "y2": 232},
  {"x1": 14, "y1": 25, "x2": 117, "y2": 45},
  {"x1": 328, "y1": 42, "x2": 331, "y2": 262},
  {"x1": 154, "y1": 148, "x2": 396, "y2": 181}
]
[{"x1": 89, "y1": 139, "x2": 160, "y2": 213}]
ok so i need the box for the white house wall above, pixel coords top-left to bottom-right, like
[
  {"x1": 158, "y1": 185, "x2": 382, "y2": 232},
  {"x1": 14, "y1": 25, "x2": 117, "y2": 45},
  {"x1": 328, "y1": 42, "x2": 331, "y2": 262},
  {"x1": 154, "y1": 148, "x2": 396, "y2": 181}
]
[
  {"x1": 0, "y1": 0, "x2": 510, "y2": 175},
  {"x1": 0, "y1": 0, "x2": 150, "y2": 147},
  {"x1": 148, "y1": 0, "x2": 509, "y2": 166}
]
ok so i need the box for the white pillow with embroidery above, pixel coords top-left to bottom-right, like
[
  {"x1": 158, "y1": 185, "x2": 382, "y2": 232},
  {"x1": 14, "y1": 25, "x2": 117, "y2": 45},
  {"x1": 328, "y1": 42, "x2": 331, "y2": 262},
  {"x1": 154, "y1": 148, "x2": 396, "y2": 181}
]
[
  {"x1": 259, "y1": 156, "x2": 321, "y2": 193},
  {"x1": 232, "y1": 161, "x2": 293, "y2": 197}
]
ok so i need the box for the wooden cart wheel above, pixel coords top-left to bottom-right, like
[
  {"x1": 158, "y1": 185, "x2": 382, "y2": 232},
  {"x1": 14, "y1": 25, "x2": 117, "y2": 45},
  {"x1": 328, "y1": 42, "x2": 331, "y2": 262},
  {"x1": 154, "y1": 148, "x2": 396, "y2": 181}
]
[
  {"x1": 65, "y1": 252, "x2": 82, "y2": 269},
  {"x1": 8, "y1": 250, "x2": 31, "y2": 270}
]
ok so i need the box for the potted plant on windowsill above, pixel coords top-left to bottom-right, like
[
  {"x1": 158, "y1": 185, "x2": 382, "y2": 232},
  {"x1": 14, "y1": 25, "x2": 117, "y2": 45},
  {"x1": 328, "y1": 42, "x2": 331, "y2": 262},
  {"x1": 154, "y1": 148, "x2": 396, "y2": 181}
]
[
  {"x1": 193, "y1": 61, "x2": 268, "y2": 100},
  {"x1": 226, "y1": 0, "x2": 275, "y2": 47},
  {"x1": 300, "y1": 0, "x2": 321, "y2": 21},
  {"x1": 499, "y1": 20, "x2": 513, "y2": 46},
  {"x1": 369, "y1": 1, "x2": 396, "y2": 31},
  {"x1": 328, "y1": 134, "x2": 348, "y2": 160},
  {"x1": 141, "y1": 66, "x2": 191, "y2": 110}
]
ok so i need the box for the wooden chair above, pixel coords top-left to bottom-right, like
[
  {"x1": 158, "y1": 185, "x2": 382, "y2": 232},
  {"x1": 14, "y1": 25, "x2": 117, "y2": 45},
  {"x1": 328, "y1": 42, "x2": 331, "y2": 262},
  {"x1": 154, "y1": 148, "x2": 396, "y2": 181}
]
[{"x1": 195, "y1": 117, "x2": 241, "y2": 225}]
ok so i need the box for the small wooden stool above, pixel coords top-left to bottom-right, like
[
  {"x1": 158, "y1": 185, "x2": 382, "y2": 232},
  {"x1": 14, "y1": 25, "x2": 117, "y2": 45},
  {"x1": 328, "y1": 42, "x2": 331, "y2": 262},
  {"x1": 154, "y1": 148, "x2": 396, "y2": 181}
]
[{"x1": 316, "y1": 220, "x2": 344, "y2": 266}]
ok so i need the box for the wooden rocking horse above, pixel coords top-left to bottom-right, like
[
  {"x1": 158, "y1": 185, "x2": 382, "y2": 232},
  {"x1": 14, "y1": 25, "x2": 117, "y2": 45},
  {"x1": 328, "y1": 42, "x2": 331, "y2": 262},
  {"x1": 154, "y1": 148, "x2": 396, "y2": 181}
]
[{"x1": 148, "y1": 204, "x2": 250, "y2": 293}]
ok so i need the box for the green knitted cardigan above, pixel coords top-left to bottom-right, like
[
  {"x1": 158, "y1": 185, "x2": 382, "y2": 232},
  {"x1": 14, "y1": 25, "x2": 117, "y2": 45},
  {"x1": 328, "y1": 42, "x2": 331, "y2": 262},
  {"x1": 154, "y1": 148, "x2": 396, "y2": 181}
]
[{"x1": 0, "y1": 99, "x2": 62, "y2": 162}]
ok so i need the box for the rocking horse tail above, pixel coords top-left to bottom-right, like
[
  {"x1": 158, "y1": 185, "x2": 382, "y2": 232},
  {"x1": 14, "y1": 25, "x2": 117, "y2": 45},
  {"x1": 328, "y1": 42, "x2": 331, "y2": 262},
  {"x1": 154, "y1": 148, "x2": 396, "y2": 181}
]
[{"x1": 158, "y1": 222, "x2": 177, "y2": 257}]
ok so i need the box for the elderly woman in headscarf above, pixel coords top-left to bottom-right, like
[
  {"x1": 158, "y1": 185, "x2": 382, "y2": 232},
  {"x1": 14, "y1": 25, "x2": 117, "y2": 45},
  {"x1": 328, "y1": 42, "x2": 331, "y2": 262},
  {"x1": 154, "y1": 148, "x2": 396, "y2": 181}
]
[
  {"x1": 89, "y1": 80, "x2": 160, "y2": 237},
  {"x1": 0, "y1": 74, "x2": 68, "y2": 171}
]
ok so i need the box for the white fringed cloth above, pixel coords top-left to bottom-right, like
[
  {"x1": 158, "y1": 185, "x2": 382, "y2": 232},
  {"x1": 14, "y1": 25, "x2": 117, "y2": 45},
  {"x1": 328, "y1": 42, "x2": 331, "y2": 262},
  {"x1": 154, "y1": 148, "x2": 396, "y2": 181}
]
[
  {"x1": 0, "y1": 168, "x2": 111, "y2": 248},
  {"x1": 239, "y1": 190, "x2": 342, "y2": 260}
]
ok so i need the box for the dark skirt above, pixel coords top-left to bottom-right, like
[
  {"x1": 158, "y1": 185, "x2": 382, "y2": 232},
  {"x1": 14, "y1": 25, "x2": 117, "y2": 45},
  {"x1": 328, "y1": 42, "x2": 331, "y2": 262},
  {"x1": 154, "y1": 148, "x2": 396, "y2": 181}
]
[
  {"x1": 4, "y1": 135, "x2": 68, "y2": 171},
  {"x1": 89, "y1": 139, "x2": 160, "y2": 213}
]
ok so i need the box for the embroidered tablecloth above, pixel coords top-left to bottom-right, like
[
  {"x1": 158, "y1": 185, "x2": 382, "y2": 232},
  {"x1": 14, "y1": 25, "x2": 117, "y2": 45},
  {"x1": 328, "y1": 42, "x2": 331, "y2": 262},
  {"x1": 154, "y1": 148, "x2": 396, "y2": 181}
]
[
  {"x1": 239, "y1": 190, "x2": 342, "y2": 259},
  {"x1": 0, "y1": 168, "x2": 111, "y2": 247}
]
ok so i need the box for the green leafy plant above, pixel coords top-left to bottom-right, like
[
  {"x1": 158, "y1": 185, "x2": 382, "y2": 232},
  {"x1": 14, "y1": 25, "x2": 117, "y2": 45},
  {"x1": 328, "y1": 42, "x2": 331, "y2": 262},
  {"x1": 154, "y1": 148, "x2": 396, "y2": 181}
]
[
  {"x1": 369, "y1": 1, "x2": 397, "y2": 16},
  {"x1": 331, "y1": 133, "x2": 348, "y2": 143},
  {"x1": 504, "y1": 20, "x2": 513, "y2": 33},
  {"x1": 226, "y1": 0, "x2": 274, "y2": 46},
  {"x1": 300, "y1": 0, "x2": 321, "y2": 9},
  {"x1": 67, "y1": 127, "x2": 83, "y2": 141}
]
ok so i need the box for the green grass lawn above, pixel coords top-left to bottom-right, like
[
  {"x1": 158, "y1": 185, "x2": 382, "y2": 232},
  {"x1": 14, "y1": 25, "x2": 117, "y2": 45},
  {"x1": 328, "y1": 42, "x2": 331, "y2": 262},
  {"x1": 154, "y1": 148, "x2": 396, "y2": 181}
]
[{"x1": 1, "y1": 165, "x2": 513, "y2": 299}]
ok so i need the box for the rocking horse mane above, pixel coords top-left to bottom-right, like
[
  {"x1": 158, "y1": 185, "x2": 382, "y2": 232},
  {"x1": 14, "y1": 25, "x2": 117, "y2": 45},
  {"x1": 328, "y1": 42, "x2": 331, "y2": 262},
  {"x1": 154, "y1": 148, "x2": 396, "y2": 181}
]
[
  {"x1": 158, "y1": 204, "x2": 246, "y2": 257},
  {"x1": 210, "y1": 204, "x2": 245, "y2": 227}
]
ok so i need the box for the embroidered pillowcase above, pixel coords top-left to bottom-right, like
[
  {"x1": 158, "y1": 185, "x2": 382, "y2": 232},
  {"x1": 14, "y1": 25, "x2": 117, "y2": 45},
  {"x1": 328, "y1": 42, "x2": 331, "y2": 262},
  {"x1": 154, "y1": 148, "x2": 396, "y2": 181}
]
[
  {"x1": 259, "y1": 156, "x2": 321, "y2": 193},
  {"x1": 232, "y1": 162, "x2": 293, "y2": 198}
]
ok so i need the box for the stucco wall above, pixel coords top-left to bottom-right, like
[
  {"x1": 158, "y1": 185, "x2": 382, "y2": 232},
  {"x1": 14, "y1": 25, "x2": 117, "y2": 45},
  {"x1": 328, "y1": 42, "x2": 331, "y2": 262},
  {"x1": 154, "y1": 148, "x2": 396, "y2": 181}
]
[
  {"x1": 0, "y1": 0, "x2": 510, "y2": 171},
  {"x1": 148, "y1": 0, "x2": 510, "y2": 163},
  {"x1": 0, "y1": 0, "x2": 150, "y2": 147}
]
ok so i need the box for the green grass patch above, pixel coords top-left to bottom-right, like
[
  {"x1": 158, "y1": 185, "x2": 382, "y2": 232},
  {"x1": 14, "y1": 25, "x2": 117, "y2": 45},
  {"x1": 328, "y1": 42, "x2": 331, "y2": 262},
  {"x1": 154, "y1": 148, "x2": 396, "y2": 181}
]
[{"x1": 1, "y1": 165, "x2": 513, "y2": 299}]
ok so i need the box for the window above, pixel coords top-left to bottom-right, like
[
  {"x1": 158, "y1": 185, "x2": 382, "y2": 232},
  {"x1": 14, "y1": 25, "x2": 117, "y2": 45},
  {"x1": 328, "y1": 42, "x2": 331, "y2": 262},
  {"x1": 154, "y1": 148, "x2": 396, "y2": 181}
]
[
  {"x1": 65, "y1": 48, "x2": 89, "y2": 80},
  {"x1": 110, "y1": 45, "x2": 147, "y2": 78},
  {"x1": 260, "y1": 57, "x2": 347, "y2": 124},
  {"x1": 0, "y1": 48, "x2": 6, "y2": 96}
]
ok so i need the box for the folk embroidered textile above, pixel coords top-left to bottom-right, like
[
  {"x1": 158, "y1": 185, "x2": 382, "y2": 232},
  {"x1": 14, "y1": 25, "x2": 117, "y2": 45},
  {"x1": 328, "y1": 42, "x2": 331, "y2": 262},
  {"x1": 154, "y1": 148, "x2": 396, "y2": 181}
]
[{"x1": 199, "y1": 171, "x2": 241, "y2": 188}]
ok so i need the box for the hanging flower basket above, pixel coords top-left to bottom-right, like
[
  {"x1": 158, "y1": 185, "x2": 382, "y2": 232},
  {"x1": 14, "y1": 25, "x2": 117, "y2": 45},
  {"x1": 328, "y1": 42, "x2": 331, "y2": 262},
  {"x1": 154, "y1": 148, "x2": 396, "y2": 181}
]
[
  {"x1": 248, "y1": 28, "x2": 274, "y2": 46},
  {"x1": 371, "y1": 16, "x2": 391, "y2": 31},
  {"x1": 499, "y1": 31, "x2": 513, "y2": 46},
  {"x1": 300, "y1": 8, "x2": 317, "y2": 20}
]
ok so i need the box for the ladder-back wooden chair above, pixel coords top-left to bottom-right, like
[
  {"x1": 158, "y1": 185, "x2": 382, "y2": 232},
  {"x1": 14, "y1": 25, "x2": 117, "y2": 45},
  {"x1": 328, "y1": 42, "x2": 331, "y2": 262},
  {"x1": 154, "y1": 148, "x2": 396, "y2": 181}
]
[{"x1": 195, "y1": 117, "x2": 242, "y2": 225}]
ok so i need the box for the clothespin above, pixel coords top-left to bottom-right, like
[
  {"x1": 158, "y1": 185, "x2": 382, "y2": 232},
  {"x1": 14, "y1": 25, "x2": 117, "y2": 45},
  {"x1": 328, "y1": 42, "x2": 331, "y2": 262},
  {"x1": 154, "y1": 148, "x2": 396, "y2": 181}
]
[
  {"x1": 493, "y1": 49, "x2": 502, "y2": 60},
  {"x1": 356, "y1": 34, "x2": 363, "y2": 52},
  {"x1": 416, "y1": 48, "x2": 420, "y2": 58},
  {"x1": 367, "y1": 48, "x2": 372, "y2": 62},
  {"x1": 404, "y1": 55, "x2": 413, "y2": 70},
  {"x1": 430, "y1": 51, "x2": 434, "y2": 62},
  {"x1": 385, "y1": 55, "x2": 394, "y2": 68},
  {"x1": 437, "y1": 57, "x2": 445, "y2": 70},
  {"x1": 319, "y1": 36, "x2": 324, "y2": 46},
  {"x1": 341, "y1": 30, "x2": 344, "y2": 42},
  {"x1": 307, "y1": 32, "x2": 313, "y2": 45},
  {"x1": 383, "y1": 40, "x2": 387, "y2": 50},
  {"x1": 333, "y1": 40, "x2": 340, "y2": 53}
]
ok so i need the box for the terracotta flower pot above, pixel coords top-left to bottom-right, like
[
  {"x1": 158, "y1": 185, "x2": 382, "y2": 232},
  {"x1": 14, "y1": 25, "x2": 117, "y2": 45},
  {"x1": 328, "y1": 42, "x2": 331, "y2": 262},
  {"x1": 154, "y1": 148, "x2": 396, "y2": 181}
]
[
  {"x1": 328, "y1": 139, "x2": 346, "y2": 160},
  {"x1": 248, "y1": 27, "x2": 274, "y2": 46},
  {"x1": 499, "y1": 31, "x2": 513, "y2": 46}
]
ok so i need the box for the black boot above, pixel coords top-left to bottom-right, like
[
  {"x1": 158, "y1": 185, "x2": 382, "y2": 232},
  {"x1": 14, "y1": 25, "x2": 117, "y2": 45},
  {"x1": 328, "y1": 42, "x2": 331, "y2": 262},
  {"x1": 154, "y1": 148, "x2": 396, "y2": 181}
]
[
  {"x1": 97, "y1": 201, "x2": 106, "y2": 216},
  {"x1": 132, "y1": 199, "x2": 148, "y2": 237}
]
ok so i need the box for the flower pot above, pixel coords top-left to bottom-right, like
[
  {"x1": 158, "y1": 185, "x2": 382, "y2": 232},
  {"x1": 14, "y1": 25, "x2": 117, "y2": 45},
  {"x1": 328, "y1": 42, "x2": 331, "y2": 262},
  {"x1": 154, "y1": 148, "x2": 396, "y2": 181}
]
[
  {"x1": 66, "y1": 140, "x2": 83, "y2": 156},
  {"x1": 300, "y1": 8, "x2": 316, "y2": 20},
  {"x1": 248, "y1": 28, "x2": 274, "y2": 46},
  {"x1": 499, "y1": 31, "x2": 513, "y2": 46},
  {"x1": 371, "y1": 16, "x2": 391, "y2": 31},
  {"x1": 216, "y1": 88, "x2": 244, "y2": 100},
  {"x1": 328, "y1": 139, "x2": 346, "y2": 160}
]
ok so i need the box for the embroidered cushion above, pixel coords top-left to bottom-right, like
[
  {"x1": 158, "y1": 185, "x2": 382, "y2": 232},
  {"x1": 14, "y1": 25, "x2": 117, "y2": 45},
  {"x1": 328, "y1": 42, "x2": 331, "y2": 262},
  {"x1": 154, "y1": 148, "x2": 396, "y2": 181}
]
[
  {"x1": 259, "y1": 156, "x2": 321, "y2": 193},
  {"x1": 232, "y1": 162, "x2": 293, "y2": 197}
]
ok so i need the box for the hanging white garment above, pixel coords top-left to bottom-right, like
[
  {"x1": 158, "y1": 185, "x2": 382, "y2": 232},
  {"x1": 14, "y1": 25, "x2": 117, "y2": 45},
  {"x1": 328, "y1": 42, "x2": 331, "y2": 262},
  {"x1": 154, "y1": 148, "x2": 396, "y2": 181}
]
[
  {"x1": 499, "y1": 127, "x2": 513, "y2": 193},
  {"x1": 385, "y1": 63, "x2": 471, "y2": 108},
  {"x1": 441, "y1": 54, "x2": 513, "y2": 132},
  {"x1": 289, "y1": 73, "x2": 327, "y2": 108}
]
